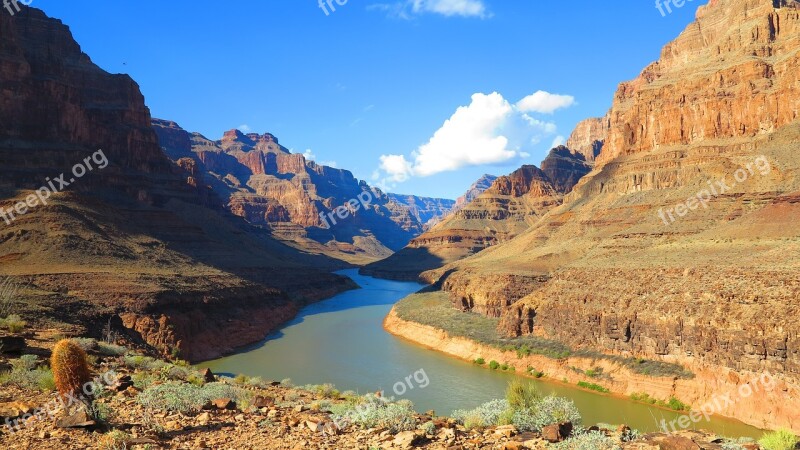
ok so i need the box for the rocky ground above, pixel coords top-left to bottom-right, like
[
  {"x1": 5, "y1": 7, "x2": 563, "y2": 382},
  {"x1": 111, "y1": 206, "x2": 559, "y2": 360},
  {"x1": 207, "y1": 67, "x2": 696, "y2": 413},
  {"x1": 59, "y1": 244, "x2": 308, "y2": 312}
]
[{"x1": 0, "y1": 329, "x2": 769, "y2": 450}]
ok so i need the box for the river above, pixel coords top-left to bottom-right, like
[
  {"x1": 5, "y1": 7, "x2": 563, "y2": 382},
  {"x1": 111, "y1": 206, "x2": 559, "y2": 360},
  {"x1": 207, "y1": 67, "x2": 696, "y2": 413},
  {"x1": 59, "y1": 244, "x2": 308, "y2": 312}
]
[{"x1": 203, "y1": 270, "x2": 762, "y2": 438}]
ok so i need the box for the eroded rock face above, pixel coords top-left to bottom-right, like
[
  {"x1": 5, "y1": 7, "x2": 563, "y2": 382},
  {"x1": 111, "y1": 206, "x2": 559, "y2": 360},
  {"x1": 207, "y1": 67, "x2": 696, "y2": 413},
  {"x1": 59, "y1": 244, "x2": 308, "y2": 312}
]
[
  {"x1": 385, "y1": 194, "x2": 456, "y2": 229},
  {"x1": 455, "y1": 174, "x2": 498, "y2": 209},
  {"x1": 153, "y1": 121, "x2": 439, "y2": 262},
  {"x1": 564, "y1": 117, "x2": 607, "y2": 163},
  {"x1": 418, "y1": 0, "x2": 800, "y2": 430},
  {"x1": 598, "y1": 0, "x2": 800, "y2": 166},
  {"x1": 362, "y1": 162, "x2": 578, "y2": 280},
  {"x1": 0, "y1": 5, "x2": 354, "y2": 362}
]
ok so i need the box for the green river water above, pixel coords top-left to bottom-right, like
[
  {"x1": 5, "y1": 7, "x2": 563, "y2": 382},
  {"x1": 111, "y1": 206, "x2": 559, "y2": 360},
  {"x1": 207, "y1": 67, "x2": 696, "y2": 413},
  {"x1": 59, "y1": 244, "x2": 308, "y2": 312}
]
[{"x1": 203, "y1": 269, "x2": 763, "y2": 439}]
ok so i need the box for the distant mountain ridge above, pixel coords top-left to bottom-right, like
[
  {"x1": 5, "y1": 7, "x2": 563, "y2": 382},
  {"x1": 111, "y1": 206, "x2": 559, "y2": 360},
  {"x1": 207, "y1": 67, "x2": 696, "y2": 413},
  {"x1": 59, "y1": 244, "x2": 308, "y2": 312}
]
[
  {"x1": 384, "y1": 194, "x2": 456, "y2": 229},
  {"x1": 0, "y1": 6, "x2": 354, "y2": 362},
  {"x1": 153, "y1": 120, "x2": 441, "y2": 264},
  {"x1": 361, "y1": 141, "x2": 597, "y2": 280}
]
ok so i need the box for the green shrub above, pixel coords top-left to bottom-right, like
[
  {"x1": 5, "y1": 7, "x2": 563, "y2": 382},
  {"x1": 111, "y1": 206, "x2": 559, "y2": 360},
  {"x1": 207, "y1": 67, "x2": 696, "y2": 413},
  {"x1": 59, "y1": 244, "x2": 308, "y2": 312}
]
[
  {"x1": 421, "y1": 421, "x2": 436, "y2": 435},
  {"x1": 72, "y1": 338, "x2": 98, "y2": 351},
  {"x1": 0, "y1": 355, "x2": 55, "y2": 392},
  {"x1": 506, "y1": 379, "x2": 541, "y2": 411},
  {"x1": 474, "y1": 358, "x2": 486, "y2": 365},
  {"x1": 577, "y1": 381, "x2": 610, "y2": 393},
  {"x1": 98, "y1": 430, "x2": 131, "y2": 450},
  {"x1": 512, "y1": 395, "x2": 582, "y2": 432},
  {"x1": 0, "y1": 314, "x2": 27, "y2": 333},
  {"x1": 462, "y1": 411, "x2": 484, "y2": 430},
  {"x1": 665, "y1": 397, "x2": 690, "y2": 412},
  {"x1": 453, "y1": 399, "x2": 509, "y2": 428},
  {"x1": 331, "y1": 395, "x2": 416, "y2": 434},
  {"x1": 500, "y1": 363, "x2": 509, "y2": 371},
  {"x1": 629, "y1": 393, "x2": 689, "y2": 411},
  {"x1": 97, "y1": 342, "x2": 127, "y2": 356},
  {"x1": 551, "y1": 430, "x2": 621, "y2": 450},
  {"x1": 489, "y1": 360, "x2": 500, "y2": 370},
  {"x1": 137, "y1": 382, "x2": 251, "y2": 413},
  {"x1": 758, "y1": 429, "x2": 799, "y2": 450},
  {"x1": 585, "y1": 367, "x2": 603, "y2": 378},
  {"x1": 309, "y1": 383, "x2": 340, "y2": 399}
]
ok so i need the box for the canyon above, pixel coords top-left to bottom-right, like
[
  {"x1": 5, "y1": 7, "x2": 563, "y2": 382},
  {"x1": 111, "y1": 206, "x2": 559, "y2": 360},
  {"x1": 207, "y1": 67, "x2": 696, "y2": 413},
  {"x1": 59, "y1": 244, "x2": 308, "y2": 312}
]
[
  {"x1": 385, "y1": 0, "x2": 800, "y2": 431},
  {"x1": 152, "y1": 120, "x2": 454, "y2": 265},
  {"x1": 362, "y1": 135, "x2": 598, "y2": 280},
  {"x1": 0, "y1": 7, "x2": 356, "y2": 362}
]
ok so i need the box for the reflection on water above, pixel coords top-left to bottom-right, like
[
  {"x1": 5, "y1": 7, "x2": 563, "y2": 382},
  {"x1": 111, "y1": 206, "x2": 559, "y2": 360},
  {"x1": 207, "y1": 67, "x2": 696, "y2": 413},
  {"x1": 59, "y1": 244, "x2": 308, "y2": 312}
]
[{"x1": 203, "y1": 269, "x2": 762, "y2": 438}]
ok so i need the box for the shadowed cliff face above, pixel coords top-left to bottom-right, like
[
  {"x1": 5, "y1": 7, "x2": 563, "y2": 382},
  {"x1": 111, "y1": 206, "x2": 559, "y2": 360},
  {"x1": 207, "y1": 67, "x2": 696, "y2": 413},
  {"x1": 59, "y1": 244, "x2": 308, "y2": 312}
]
[
  {"x1": 153, "y1": 120, "x2": 446, "y2": 265},
  {"x1": 419, "y1": 0, "x2": 800, "y2": 430},
  {"x1": 361, "y1": 149, "x2": 596, "y2": 280},
  {"x1": 0, "y1": 6, "x2": 355, "y2": 362}
]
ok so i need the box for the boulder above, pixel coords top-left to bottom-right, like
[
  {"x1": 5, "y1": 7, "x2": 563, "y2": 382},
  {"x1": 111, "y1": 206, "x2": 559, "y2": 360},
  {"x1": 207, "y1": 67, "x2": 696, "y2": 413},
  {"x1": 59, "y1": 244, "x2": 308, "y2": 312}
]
[{"x1": 541, "y1": 421, "x2": 573, "y2": 443}]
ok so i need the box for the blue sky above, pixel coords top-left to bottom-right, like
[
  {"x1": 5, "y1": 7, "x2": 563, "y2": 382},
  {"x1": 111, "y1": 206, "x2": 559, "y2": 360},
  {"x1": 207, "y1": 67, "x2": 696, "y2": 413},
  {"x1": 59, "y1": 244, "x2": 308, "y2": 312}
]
[{"x1": 35, "y1": 0, "x2": 704, "y2": 199}]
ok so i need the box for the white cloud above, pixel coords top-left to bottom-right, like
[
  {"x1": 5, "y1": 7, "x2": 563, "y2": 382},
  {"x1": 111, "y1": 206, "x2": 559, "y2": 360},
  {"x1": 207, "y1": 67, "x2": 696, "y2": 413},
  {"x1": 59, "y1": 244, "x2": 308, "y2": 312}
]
[
  {"x1": 369, "y1": 0, "x2": 489, "y2": 19},
  {"x1": 379, "y1": 154, "x2": 414, "y2": 182},
  {"x1": 516, "y1": 91, "x2": 576, "y2": 114},
  {"x1": 551, "y1": 135, "x2": 566, "y2": 148},
  {"x1": 237, "y1": 124, "x2": 251, "y2": 132},
  {"x1": 411, "y1": 0, "x2": 488, "y2": 17},
  {"x1": 375, "y1": 91, "x2": 571, "y2": 186},
  {"x1": 302, "y1": 149, "x2": 337, "y2": 168}
]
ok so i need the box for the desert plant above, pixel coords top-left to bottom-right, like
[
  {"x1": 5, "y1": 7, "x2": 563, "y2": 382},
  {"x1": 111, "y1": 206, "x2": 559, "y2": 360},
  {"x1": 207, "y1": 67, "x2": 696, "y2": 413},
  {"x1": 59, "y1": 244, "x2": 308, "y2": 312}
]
[
  {"x1": 758, "y1": 429, "x2": 799, "y2": 450},
  {"x1": 72, "y1": 338, "x2": 98, "y2": 352},
  {"x1": 137, "y1": 382, "x2": 250, "y2": 413},
  {"x1": 452, "y1": 399, "x2": 510, "y2": 428},
  {"x1": 474, "y1": 358, "x2": 486, "y2": 365},
  {"x1": 331, "y1": 394, "x2": 416, "y2": 434},
  {"x1": 577, "y1": 381, "x2": 610, "y2": 393},
  {"x1": 489, "y1": 360, "x2": 500, "y2": 370},
  {"x1": 1, "y1": 314, "x2": 27, "y2": 333},
  {"x1": 0, "y1": 355, "x2": 54, "y2": 392},
  {"x1": 97, "y1": 342, "x2": 127, "y2": 356},
  {"x1": 551, "y1": 430, "x2": 621, "y2": 450},
  {"x1": 98, "y1": 430, "x2": 130, "y2": 450},
  {"x1": 506, "y1": 379, "x2": 541, "y2": 411},
  {"x1": 50, "y1": 339, "x2": 92, "y2": 403}
]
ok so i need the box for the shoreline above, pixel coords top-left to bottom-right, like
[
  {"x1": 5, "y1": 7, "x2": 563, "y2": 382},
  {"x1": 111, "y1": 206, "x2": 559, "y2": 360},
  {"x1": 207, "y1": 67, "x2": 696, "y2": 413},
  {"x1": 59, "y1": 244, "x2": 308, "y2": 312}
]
[{"x1": 383, "y1": 306, "x2": 798, "y2": 434}]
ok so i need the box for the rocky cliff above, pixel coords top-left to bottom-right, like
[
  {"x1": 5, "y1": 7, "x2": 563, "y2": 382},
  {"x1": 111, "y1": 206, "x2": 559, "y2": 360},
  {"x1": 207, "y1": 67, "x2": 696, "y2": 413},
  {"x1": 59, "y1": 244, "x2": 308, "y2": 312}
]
[
  {"x1": 361, "y1": 152, "x2": 591, "y2": 280},
  {"x1": 417, "y1": 0, "x2": 800, "y2": 430},
  {"x1": 0, "y1": 6, "x2": 354, "y2": 362},
  {"x1": 384, "y1": 193, "x2": 456, "y2": 229},
  {"x1": 455, "y1": 174, "x2": 498, "y2": 209},
  {"x1": 153, "y1": 121, "x2": 427, "y2": 264}
]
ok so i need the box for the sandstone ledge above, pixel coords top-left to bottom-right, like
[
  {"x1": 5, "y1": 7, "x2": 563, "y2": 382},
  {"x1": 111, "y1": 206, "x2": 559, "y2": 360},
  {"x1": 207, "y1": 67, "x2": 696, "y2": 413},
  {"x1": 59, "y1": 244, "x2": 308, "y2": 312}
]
[{"x1": 383, "y1": 308, "x2": 799, "y2": 433}]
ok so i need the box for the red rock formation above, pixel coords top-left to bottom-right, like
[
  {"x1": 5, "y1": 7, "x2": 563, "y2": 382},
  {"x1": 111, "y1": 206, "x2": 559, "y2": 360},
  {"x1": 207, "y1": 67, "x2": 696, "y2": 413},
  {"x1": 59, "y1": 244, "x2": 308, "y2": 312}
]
[
  {"x1": 0, "y1": 5, "x2": 354, "y2": 362},
  {"x1": 564, "y1": 117, "x2": 608, "y2": 162},
  {"x1": 154, "y1": 121, "x2": 434, "y2": 263},
  {"x1": 417, "y1": 0, "x2": 800, "y2": 431}
]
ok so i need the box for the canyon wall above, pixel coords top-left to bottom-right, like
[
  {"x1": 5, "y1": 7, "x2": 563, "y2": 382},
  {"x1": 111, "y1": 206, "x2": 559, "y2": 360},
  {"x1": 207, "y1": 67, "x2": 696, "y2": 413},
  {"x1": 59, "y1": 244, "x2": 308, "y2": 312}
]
[
  {"x1": 153, "y1": 121, "x2": 452, "y2": 264},
  {"x1": 414, "y1": 0, "x2": 800, "y2": 428},
  {"x1": 0, "y1": 6, "x2": 354, "y2": 362}
]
